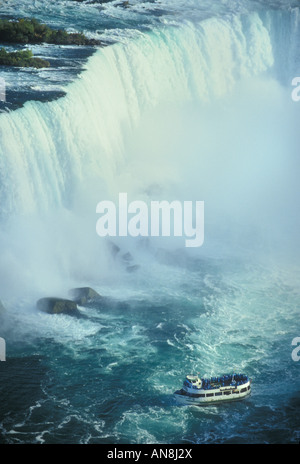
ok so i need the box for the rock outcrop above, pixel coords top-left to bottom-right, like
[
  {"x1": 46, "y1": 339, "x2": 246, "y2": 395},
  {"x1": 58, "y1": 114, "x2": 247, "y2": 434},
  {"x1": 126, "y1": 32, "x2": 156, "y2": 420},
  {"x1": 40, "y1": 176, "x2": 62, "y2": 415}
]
[
  {"x1": 126, "y1": 264, "x2": 140, "y2": 273},
  {"x1": 68, "y1": 287, "x2": 102, "y2": 306},
  {"x1": 37, "y1": 297, "x2": 80, "y2": 316}
]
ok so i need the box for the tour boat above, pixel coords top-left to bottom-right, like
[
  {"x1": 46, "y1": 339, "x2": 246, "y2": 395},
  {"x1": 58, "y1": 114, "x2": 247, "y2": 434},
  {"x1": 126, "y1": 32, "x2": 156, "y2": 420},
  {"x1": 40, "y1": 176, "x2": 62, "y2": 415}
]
[{"x1": 174, "y1": 372, "x2": 251, "y2": 405}]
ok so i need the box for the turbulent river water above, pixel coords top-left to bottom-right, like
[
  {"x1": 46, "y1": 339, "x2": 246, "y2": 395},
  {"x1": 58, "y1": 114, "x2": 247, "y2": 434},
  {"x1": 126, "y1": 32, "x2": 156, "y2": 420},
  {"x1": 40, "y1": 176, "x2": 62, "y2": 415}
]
[{"x1": 0, "y1": 0, "x2": 299, "y2": 444}]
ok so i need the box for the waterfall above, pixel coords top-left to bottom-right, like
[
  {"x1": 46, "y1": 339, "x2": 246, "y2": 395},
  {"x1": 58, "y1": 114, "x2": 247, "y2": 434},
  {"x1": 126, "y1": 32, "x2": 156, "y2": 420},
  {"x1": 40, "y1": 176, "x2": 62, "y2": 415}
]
[
  {"x1": 0, "y1": 8, "x2": 299, "y2": 299},
  {"x1": 0, "y1": 11, "x2": 286, "y2": 216}
]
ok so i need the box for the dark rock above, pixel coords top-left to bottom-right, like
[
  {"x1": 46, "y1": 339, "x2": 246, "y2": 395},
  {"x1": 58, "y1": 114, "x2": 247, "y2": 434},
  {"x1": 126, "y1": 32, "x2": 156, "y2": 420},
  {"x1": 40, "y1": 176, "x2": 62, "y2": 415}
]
[
  {"x1": 122, "y1": 252, "x2": 134, "y2": 262},
  {"x1": 37, "y1": 297, "x2": 79, "y2": 316},
  {"x1": 126, "y1": 264, "x2": 140, "y2": 273},
  {"x1": 107, "y1": 240, "x2": 120, "y2": 258},
  {"x1": 68, "y1": 287, "x2": 102, "y2": 305}
]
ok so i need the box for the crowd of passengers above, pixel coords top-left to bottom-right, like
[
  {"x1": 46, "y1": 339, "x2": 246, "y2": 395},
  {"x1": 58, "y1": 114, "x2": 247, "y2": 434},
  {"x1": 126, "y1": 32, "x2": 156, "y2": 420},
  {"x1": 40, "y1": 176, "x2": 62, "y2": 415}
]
[{"x1": 185, "y1": 373, "x2": 249, "y2": 390}]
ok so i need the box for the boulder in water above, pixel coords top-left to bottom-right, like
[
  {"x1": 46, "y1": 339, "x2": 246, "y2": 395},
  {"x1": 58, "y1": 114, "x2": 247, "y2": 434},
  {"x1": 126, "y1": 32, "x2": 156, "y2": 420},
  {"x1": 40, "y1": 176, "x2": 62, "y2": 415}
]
[
  {"x1": 107, "y1": 240, "x2": 120, "y2": 258},
  {"x1": 126, "y1": 264, "x2": 140, "y2": 273},
  {"x1": 68, "y1": 287, "x2": 102, "y2": 305},
  {"x1": 37, "y1": 297, "x2": 79, "y2": 316}
]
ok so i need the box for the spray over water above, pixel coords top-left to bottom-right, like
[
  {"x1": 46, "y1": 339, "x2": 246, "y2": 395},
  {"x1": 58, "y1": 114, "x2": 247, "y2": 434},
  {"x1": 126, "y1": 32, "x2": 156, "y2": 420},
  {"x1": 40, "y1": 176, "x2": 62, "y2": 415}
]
[{"x1": 0, "y1": 4, "x2": 299, "y2": 444}]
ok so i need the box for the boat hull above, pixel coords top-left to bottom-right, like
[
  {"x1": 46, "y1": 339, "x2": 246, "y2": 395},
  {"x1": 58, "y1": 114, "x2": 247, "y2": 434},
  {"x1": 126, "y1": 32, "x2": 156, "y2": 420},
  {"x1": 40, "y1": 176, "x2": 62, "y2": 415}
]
[{"x1": 174, "y1": 380, "x2": 251, "y2": 406}]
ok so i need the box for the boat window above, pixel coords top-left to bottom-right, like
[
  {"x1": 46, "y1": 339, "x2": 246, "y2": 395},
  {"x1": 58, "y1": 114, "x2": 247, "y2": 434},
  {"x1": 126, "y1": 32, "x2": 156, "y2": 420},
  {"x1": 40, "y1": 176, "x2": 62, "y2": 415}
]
[
  {"x1": 241, "y1": 387, "x2": 247, "y2": 393},
  {"x1": 215, "y1": 392, "x2": 222, "y2": 396},
  {"x1": 223, "y1": 391, "x2": 231, "y2": 395},
  {"x1": 206, "y1": 393, "x2": 214, "y2": 397}
]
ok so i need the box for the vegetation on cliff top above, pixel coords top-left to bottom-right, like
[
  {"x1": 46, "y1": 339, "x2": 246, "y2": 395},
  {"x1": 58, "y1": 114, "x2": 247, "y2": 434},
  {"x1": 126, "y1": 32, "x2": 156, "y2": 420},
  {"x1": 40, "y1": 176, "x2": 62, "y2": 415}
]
[
  {"x1": 0, "y1": 18, "x2": 101, "y2": 45},
  {"x1": 0, "y1": 47, "x2": 50, "y2": 68},
  {"x1": 0, "y1": 17, "x2": 101, "y2": 68}
]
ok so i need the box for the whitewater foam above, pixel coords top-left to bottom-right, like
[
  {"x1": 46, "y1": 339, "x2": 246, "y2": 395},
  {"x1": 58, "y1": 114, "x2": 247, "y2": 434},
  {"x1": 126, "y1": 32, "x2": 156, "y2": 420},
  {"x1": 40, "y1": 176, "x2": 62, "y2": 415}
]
[
  {"x1": 0, "y1": 3, "x2": 300, "y2": 445},
  {"x1": 1, "y1": 9, "x2": 298, "y2": 303}
]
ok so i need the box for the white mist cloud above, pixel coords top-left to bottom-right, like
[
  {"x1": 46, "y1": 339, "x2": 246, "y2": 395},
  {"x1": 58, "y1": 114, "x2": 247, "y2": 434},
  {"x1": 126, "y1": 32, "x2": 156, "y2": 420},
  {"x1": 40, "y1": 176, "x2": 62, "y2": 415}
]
[{"x1": 117, "y1": 76, "x2": 300, "y2": 258}]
